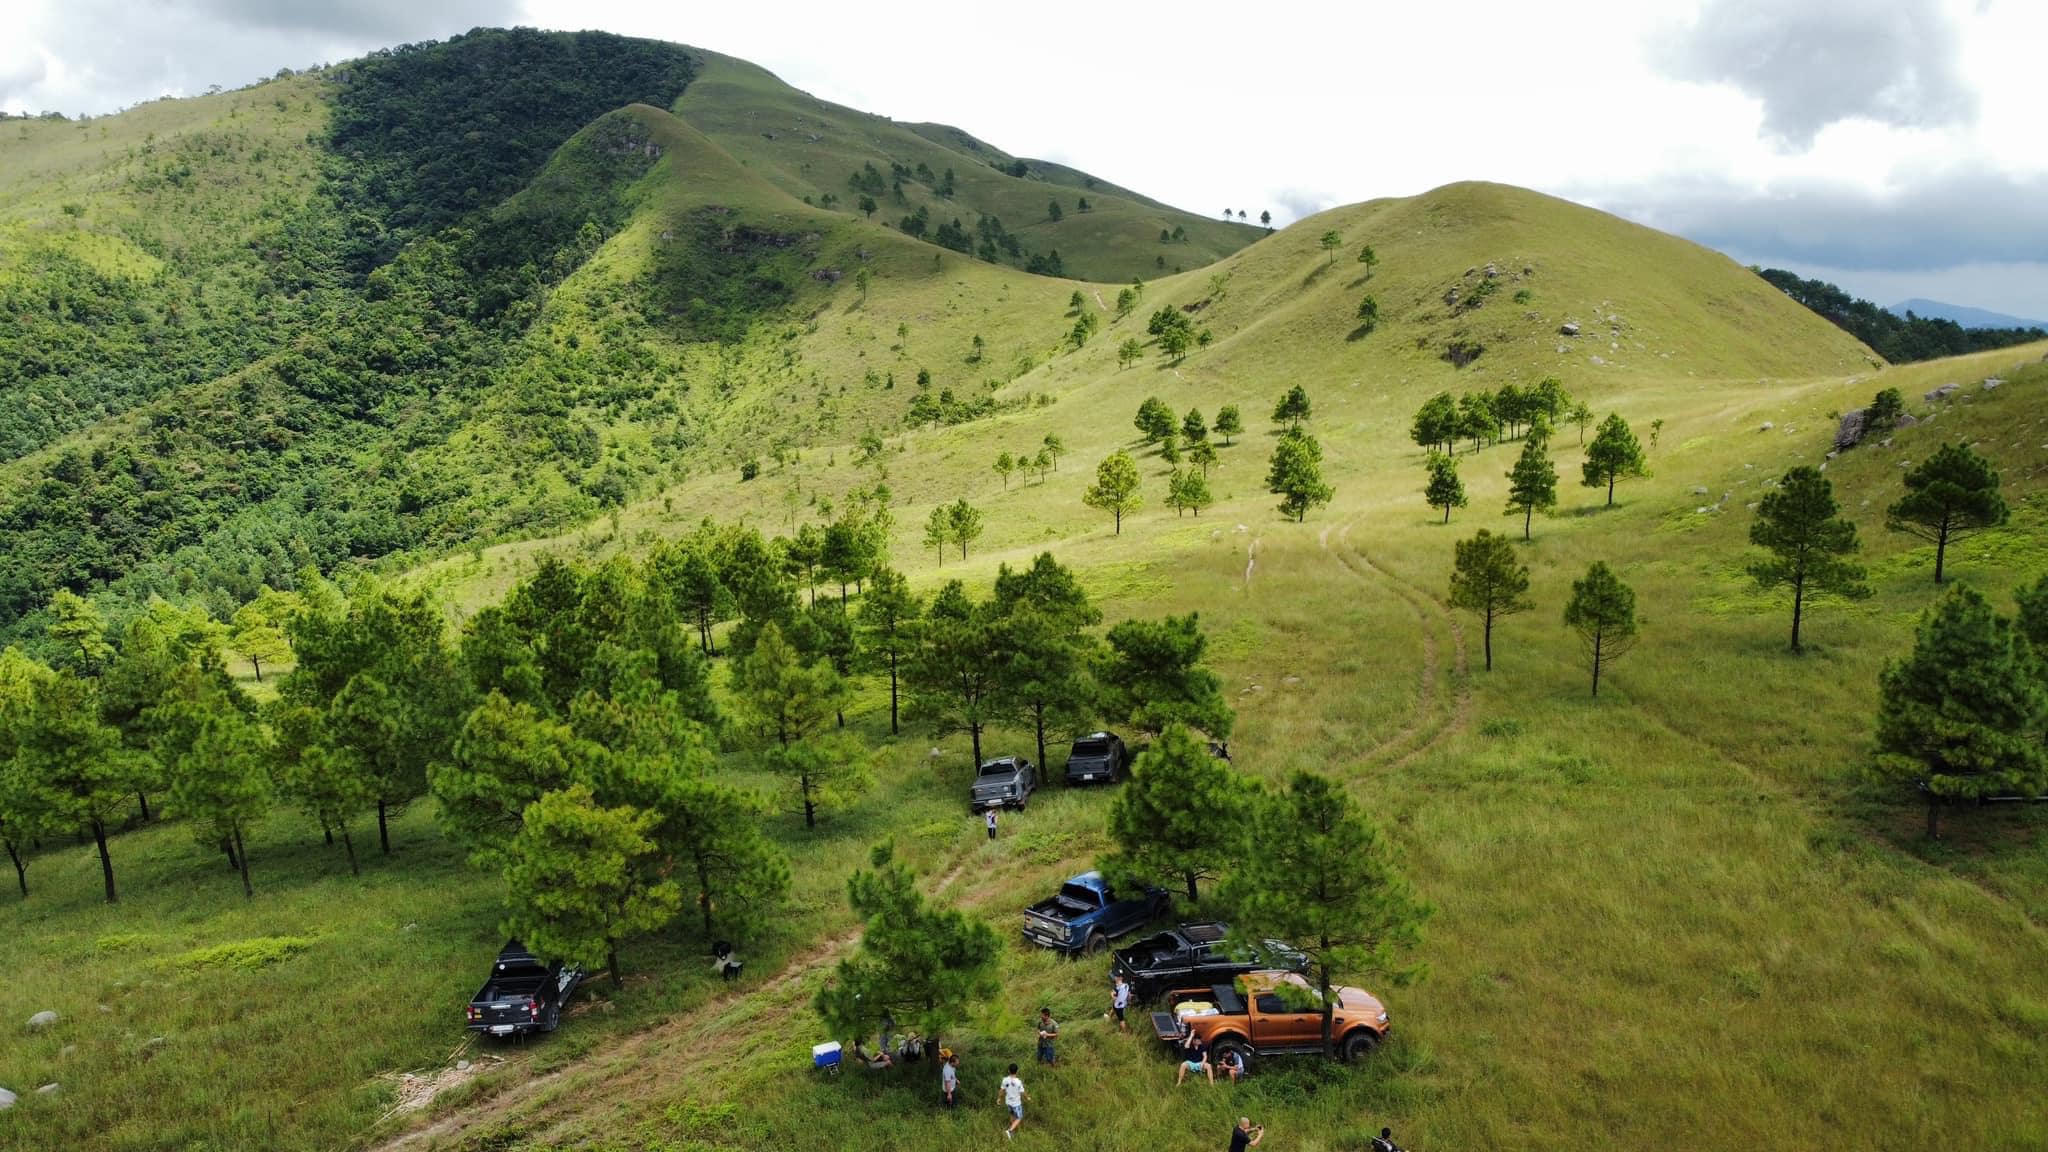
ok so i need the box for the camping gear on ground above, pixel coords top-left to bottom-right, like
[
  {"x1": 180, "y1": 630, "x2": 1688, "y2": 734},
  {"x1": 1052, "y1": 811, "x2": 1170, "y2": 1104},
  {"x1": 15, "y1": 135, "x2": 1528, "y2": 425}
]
[{"x1": 812, "y1": 1041, "x2": 842, "y2": 1072}]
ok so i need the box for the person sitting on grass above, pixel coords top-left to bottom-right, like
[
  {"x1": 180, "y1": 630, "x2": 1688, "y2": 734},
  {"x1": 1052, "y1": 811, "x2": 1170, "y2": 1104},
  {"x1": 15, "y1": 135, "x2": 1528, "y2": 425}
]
[
  {"x1": 851, "y1": 1039, "x2": 893, "y2": 1070},
  {"x1": 1219, "y1": 1046, "x2": 1246, "y2": 1083},
  {"x1": 1176, "y1": 1032, "x2": 1212, "y2": 1085}
]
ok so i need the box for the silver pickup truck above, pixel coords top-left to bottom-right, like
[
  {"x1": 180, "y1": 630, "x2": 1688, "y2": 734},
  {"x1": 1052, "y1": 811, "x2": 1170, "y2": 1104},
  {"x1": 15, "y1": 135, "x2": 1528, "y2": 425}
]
[{"x1": 969, "y1": 756, "x2": 1036, "y2": 812}]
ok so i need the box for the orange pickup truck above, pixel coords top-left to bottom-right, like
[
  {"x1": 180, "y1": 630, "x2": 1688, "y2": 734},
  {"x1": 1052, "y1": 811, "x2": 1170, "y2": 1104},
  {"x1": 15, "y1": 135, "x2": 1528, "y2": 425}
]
[{"x1": 1151, "y1": 970, "x2": 1389, "y2": 1070}]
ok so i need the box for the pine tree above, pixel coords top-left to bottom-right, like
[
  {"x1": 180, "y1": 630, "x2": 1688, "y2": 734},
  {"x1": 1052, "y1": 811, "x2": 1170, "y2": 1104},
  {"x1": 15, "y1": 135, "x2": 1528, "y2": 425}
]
[
  {"x1": 1098, "y1": 614, "x2": 1233, "y2": 738},
  {"x1": 857, "y1": 568, "x2": 923, "y2": 736},
  {"x1": 1864, "y1": 387, "x2": 1905, "y2": 435},
  {"x1": 1214, "y1": 405, "x2": 1243, "y2": 445},
  {"x1": 0, "y1": 650, "x2": 53, "y2": 898},
  {"x1": 1266, "y1": 431, "x2": 1333, "y2": 522},
  {"x1": 904, "y1": 582, "x2": 1006, "y2": 769},
  {"x1": 1135, "y1": 397, "x2": 1177, "y2": 443},
  {"x1": 431, "y1": 693, "x2": 586, "y2": 865},
  {"x1": 814, "y1": 841, "x2": 1001, "y2": 1040},
  {"x1": 1581, "y1": 413, "x2": 1646, "y2": 506},
  {"x1": 46, "y1": 589, "x2": 114, "y2": 676},
  {"x1": 731, "y1": 623, "x2": 862, "y2": 829},
  {"x1": 1085, "y1": 451, "x2": 1145, "y2": 534},
  {"x1": 1564, "y1": 562, "x2": 1639, "y2": 697},
  {"x1": 1272, "y1": 385, "x2": 1313, "y2": 428},
  {"x1": 994, "y1": 452, "x2": 1015, "y2": 489},
  {"x1": 1424, "y1": 451, "x2": 1467, "y2": 524},
  {"x1": 1222, "y1": 772, "x2": 1430, "y2": 1057},
  {"x1": 1182, "y1": 408, "x2": 1208, "y2": 443},
  {"x1": 946, "y1": 499, "x2": 983, "y2": 560},
  {"x1": 1874, "y1": 586, "x2": 2048, "y2": 837},
  {"x1": 1411, "y1": 392, "x2": 1459, "y2": 455},
  {"x1": 1042, "y1": 433, "x2": 1066, "y2": 471},
  {"x1": 1749, "y1": 466, "x2": 1870, "y2": 652},
  {"x1": 1449, "y1": 530, "x2": 1533, "y2": 671},
  {"x1": 1104, "y1": 725, "x2": 1257, "y2": 902},
  {"x1": 1885, "y1": 442, "x2": 2008, "y2": 584},
  {"x1": 229, "y1": 587, "x2": 298, "y2": 683},
  {"x1": 501, "y1": 784, "x2": 680, "y2": 987},
  {"x1": 1189, "y1": 438, "x2": 1218, "y2": 475},
  {"x1": 17, "y1": 671, "x2": 130, "y2": 902},
  {"x1": 1504, "y1": 434, "x2": 1558, "y2": 539},
  {"x1": 655, "y1": 772, "x2": 791, "y2": 938},
  {"x1": 168, "y1": 699, "x2": 273, "y2": 898}
]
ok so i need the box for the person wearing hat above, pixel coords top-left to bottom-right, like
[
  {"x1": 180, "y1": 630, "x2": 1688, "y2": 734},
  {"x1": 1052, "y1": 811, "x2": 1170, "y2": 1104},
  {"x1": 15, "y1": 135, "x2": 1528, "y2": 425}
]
[{"x1": 939, "y1": 1049, "x2": 959, "y2": 1107}]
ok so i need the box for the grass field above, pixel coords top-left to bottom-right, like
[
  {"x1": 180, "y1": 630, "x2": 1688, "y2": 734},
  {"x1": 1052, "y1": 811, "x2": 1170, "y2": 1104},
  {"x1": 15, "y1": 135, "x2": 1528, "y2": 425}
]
[{"x1": 5, "y1": 64, "x2": 2048, "y2": 1152}]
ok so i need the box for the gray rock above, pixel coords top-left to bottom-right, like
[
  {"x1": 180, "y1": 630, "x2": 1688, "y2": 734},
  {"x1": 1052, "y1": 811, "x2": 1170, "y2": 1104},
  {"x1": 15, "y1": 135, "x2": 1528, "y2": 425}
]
[
  {"x1": 1559, "y1": 321, "x2": 1580, "y2": 336},
  {"x1": 456, "y1": 1060, "x2": 472, "y2": 1072},
  {"x1": 35, "y1": 1084, "x2": 57, "y2": 1096},
  {"x1": 0, "y1": 1088, "x2": 15, "y2": 1110},
  {"x1": 140, "y1": 1036, "x2": 167, "y2": 1055},
  {"x1": 1984, "y1": 377, "x2": 2003, "y2": 391},
  {"x1": 1759, "y1": 422, "x2": 1774, "y2": 431},
  {"x1": 26, "y1": 1011, "x2": 57, "y2": 1031},
  {"x1": 1834, "y1": 408, "x2": 1866, "y2": 451},
  {"x1": 1896, "y1": 413, "x2": 1918, "y2": 428},
  {"x1": 1924, "y1": 383, "x2": 1960, "y2": 403},
  {"x1": 1693, "y1": 486, "x2": 1709, "y2": 495}
]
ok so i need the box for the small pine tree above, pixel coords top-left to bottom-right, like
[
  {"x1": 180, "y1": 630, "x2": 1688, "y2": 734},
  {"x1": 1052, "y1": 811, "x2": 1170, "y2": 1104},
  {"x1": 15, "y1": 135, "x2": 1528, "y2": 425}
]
[
  {"x1": 1048, "y1": 199, "x2": 1064, "y2": 222},
  {"x1": 994, "y1": 452, "x2": 1015, "y2": 489},
  {"x1": 1449, "y1": 530, "x2": 1533, "y2": 671},
  {"x1": 1356, "y1": 294, "x2": 1381, "y2": 331},
  {"x1": 947, "y1": 499, "x2": 983, "y2": 560},
  {"x1": 1875, "y1": 586, "x2": 2048, "y2": 837},
  {"x1": 1564, "y1": 562, "x2": 1638, "y2": 697},
  {"x1": 1182, "y1": 408, "x2": 1207, "y2": 443},
  {"x1": 1042, "y1": 433, "x2": 1066, "y2": 471},
  {"x1": 1424, "y1": 451, "x2": 1467, "y2": 524},
  {"x1": 1581, "y1": 413, "x2": 1646, "y2": 506},
  {"x1": 1188, "y1": 438, "x2": 1218, "y2": 475},
  {"x1": 1356, "y1": 244, "x2": 1379, "y2": 278},
  {"x1": 1272, "y1": 385, "x2": 1313, "y2": 428},
  {"x1": 1266, "y1": 431, "x2": 1333, "y2": 522},
  {"x1": 1749, "y1": 466, "x2": 1870, "y2": 653},
  {"x1": 814, "y1": 841, "x2": 1001, "y2": 1041},
  {"x1": 1886, "y1": 442, "x2": 2008, "y2": 584},
  {"x1": 1104, "y1": 725, "x2": 1256, "y2": 902},
  {"x1": 1864, "y1": 387, "x2": 1905, "y2": 435},
  {"x1": 1214, "y1": 405, "x2": 1243, "y2": 445},
  {"x1": 1085, "y1": 451, "x2": 1145, "y2": 534},
  {"x1": 1504, "y1": 435, "x2": 1558, "y2": 539},
  {"x1": 923, "y1": 505, "x2": 950, "y2": 567},
  {"x1": 1319, "y1": 230, "x2": 1343, "y2": 264}
]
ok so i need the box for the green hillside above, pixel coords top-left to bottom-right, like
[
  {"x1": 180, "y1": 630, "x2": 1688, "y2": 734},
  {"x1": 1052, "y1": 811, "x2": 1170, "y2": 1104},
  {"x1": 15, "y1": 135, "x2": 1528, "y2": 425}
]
[
  {"x1": 4, "y1": 25, "x2": 2048, "y2": 1152},
  {"x1": 675, "y1": 50, "x2": 1259, "y2": 283}
]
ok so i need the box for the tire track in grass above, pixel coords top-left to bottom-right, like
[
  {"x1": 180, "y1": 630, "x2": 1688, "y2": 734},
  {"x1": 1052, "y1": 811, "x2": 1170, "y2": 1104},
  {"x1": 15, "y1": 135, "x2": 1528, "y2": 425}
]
[
  {"x1": 1318, "y1": 521, "x2": 1470, "y2": 770},
  {"x1": 365, "y1": 849, "x2": 979, "y2": 1151}
]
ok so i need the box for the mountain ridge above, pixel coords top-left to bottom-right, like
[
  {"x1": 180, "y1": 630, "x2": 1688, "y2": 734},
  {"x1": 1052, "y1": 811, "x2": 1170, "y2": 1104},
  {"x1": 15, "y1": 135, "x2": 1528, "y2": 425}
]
[{"x1": 1889, "y1": 297, "x2": 2048, "y2": 331}]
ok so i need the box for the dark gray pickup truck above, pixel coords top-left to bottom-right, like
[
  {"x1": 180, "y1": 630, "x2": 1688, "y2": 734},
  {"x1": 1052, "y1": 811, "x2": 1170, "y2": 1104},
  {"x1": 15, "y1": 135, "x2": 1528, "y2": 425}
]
[
  {"x1": 465, "y1": 940, "x2": 583, "y2": 1037},
  {"x1": 970, "y1": 756, "x2": 1037, "y2": 812},
  {"x1": 1113, "y1": 921, "x2": 1306, "y2": 1002}
]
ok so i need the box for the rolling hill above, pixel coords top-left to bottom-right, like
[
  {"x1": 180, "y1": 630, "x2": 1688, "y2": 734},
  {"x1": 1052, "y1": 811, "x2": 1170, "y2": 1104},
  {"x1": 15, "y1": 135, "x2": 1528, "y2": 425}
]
[{"x1": 5, "y1": 26, "x2": 2048, "y2": 1152}]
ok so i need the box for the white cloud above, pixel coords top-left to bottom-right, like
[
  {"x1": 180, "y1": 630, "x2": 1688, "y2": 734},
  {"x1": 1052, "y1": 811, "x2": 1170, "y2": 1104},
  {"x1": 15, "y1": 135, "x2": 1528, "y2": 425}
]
[{"x1": 2, "y1": 0, "x2": 2044, "y2": 316}]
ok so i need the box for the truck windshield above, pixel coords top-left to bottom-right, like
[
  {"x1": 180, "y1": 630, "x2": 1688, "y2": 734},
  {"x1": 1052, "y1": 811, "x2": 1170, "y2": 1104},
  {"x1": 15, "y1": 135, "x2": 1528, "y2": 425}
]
[
  {"x1": 1070, "y1": 740, "x2": 1110, "y2": 757},
  {"x1": 978, "y1": 762, "x2": 1016, "y2": 776},
  {"x1": 1058, "y1": 883, "x2": 1103, "y2": 907}
]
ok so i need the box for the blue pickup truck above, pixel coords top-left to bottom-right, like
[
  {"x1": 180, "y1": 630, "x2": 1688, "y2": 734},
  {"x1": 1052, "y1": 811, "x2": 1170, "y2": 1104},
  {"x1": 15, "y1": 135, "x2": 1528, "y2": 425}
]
[{"x1": 1021, "y1": 871, "x2": 1169, "y2": 955}]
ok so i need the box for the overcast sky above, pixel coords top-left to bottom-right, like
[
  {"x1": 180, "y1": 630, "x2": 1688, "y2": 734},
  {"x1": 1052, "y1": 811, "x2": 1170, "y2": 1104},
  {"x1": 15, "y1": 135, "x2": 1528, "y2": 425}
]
[{"x1": 4, "y1": 0, "x2": 2045, "y2": 320}]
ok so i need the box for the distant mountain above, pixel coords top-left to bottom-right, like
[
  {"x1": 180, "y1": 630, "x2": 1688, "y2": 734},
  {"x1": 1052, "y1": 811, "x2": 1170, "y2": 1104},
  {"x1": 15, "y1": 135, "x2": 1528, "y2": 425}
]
[{"x1": 1888, "y1": 298, "x2": 2048, "y2": 331}]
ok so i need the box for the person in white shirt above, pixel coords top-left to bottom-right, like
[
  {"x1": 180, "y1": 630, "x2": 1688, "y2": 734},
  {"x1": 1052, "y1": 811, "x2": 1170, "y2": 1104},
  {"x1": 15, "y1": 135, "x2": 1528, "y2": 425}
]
[
  {"x1": 985, "y1": 808, "x2": 999, "y2": 841},
  {"x1": 999, "y1": 1063, "x2": 1028, "y2": 1139},
  {"x1": 1111, "y1": 974, "x2": 1133, "y2": 1033},
  {"x1": 940, "y1": 1052, "x2": 959, "y2": 1107}
]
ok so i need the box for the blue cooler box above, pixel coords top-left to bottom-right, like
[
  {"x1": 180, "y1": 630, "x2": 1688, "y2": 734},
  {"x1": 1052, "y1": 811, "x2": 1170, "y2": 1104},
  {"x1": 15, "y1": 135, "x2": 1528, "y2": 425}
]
[{"x1": 812, "y1": 1041, "x2": 843, "y2": 1069}]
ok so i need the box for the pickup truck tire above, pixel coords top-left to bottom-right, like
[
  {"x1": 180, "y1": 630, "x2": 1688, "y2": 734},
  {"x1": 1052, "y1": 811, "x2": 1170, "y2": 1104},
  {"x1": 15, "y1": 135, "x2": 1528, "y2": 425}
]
[
  {"x1": 1083, "y1": 931, "x2": 1108, "y2": 956},
  {"x1": 1339, "y1": 1029, "x2": 1381, "y2": 1061}
]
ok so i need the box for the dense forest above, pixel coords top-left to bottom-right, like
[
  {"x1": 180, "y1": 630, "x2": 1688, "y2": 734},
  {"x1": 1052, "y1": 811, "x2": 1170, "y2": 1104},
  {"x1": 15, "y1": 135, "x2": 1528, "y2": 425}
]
[
  {"x1": 0, "y1": 31, "x2": 715, "y2": 648},
  {"x1": 1758, "y1": 268, "x2": 2045, "y2": 363}
]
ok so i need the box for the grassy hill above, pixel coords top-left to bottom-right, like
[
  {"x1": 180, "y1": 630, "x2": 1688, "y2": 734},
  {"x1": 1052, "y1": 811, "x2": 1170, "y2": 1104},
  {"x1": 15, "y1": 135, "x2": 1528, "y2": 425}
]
[
  {"x1": 4, "y1": 25, "x2": 2048, "y2": 1152},
  {"x1": 675, "y1": 49, "x2": 1259, "y2": 283}
]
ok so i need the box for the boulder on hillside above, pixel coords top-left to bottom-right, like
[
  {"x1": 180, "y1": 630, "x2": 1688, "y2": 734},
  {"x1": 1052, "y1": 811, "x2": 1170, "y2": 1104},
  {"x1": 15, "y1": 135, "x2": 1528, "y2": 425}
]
[
  {"x1": 26, "y1": 1011, "x2": 57, "y2": 1031},
  {"x1": 35, "y1": 1084, "x2": 57, "y2": 1096},
  {"x1": 1834, "y1": 408, "x2": 1867, "y2": 451},
  {"x1": 0, "y1": 1087, "x2": 15, "y2": 1110},
  {"x1": 1924, "y1": 383, "x2": 1960, "y2": 404},
  {"x1": 1896, "y1": 413, "x2": 1918, "y2": 428},
  {"x1": 1983, "y1": 377, "x2": 2004, "y2": 391},
  {"x1": 1559, "y1": 321, "x2": 1580, "y2": 336}
]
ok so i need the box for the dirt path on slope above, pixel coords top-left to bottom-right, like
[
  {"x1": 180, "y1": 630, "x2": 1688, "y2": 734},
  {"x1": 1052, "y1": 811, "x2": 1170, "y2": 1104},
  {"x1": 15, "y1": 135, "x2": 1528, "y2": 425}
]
[
  {"x1": 365, "y1": 858, "x2": 977, "y2": 1151},
  {"x1": 1320, "y1": 522, "x2": 1472, "y2": 769}
]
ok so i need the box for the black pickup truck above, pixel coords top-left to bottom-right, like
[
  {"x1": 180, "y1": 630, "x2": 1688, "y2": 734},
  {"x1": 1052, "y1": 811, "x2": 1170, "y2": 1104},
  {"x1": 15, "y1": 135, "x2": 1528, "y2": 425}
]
[
  {"x1": 1113, "y1": 922, "x2": 1306, "y2": 1002},
  {"x1": 465, "y1": 940, "x2": 584, "y2": 1037}
]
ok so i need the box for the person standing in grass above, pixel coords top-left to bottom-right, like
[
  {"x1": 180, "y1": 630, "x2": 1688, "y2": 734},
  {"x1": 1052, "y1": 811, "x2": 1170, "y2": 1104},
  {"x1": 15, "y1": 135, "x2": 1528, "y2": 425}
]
[
  {"x1": 986, "y1": 808, "x2": 999, "y2": 841},
  {"x1": 1036, "y1": 1007, "x2": 1060, "y2": 1065},
  {"x1": 940, "y1": 1050, "x2": 959, "y2": 1107},
  {"x1": 1110, "y1": 974, "x2": 1132, "y2": 1033},
  {"x1": 1230, "y1": 1116, "x2": 1265, "y2": 1151},
  {"x1": 1000, "y1": 1063, "x2": 1029, "y2": 1139}
]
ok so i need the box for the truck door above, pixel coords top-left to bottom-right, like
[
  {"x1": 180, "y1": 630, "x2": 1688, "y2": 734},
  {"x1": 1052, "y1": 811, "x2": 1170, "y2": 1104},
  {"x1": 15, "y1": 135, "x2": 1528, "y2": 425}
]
[{"x1": 1253, "y1": 990, "x2": 1323, "y2": 1049}]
